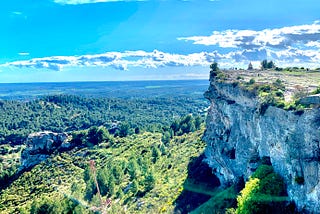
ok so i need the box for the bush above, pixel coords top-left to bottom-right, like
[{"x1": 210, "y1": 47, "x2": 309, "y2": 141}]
[
  {"x1": 295, "y1": 176, "x2": 304, "y2": 185},
  {"x1": 236, "y1": 165, "x2": 287, "y2": 214},
  {"x1": 251, "y1": 165, "x2": 274, "y2": 179},
  {"x1": 311, "y1": 86, "x2": 320, "y2": 95},
  {"x1": 87, "y1": 126, "x2": 110, "y2": 145},
  {"x1": 216, "y1": 72, "x2": 228, "y2": 81}
]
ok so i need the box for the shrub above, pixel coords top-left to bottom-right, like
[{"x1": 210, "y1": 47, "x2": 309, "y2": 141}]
[
  {"x1": 274, "y1": 91, "x2": 284, "y2": 97},
  {"x1": 216, "y1": 72, "x2": 228, "y2": 81},
  {"x1": 236, "y1": 165, "x2": 287, "y2": 214},
  {"x1": 258, "y1": 84, "x2": 271, "y2": 93},
  {"x1": 311, "y1": 86, "x2": 320, "y2": 95},
  {"x1": 161, "y1": 131, "x2": 171, "y2": 145},
  {"x1": 251, "y1": 165, "x2": 274, "y2": 179},
  {"x1": 248, "y1": 79, "x2": 256, "y2": 85},
  {"x1": 87, "y1": 126, "x2": 110, "y2": 145},
  {"x1": 295, "y1": 176, "x2": 304, "y2": 185}
]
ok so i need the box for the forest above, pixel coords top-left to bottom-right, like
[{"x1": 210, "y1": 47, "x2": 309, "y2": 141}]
[
  {"x1": 0, "y1": 93, "x2": 207, "y2": 145},
  {"x1": 0, "y1": 81, "x2": 211, "y2": 213}
]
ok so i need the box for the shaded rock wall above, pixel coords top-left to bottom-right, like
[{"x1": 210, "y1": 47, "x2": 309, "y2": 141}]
[{"x1": 203, "y1": 78, "x2": 320, "y2": 212}]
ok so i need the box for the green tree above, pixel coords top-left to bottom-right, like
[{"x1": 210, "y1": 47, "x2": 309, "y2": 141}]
[
  {"x1": 127, "y1": 159, "x2": 140, "y2": 180},
  {"x1": 261, "y1": 60, "x2": 275, "y2": 69},
  {"x1": 151, "y1": 146, "x2": 161, "y2": 163},
  {"x1": 267, "y1": 60, "x2": 275, "y2": 69},
  {"x1": 210, "y1": 62, "x2": 219, "y2": 71},
  {"x1": 180, "y1": 115, "x2": 195, "y2": 134},
  {"x1": 161, "y1": 131, "x2": 171, "y2": 145},
  {"x1": 144, "y1": 172, "x2": 155, "y2": 192},
  {"x1": 70, "y1": 131, "x2": 87, "y2": 146},
  {"x1": 134, "y1": 126, "x2": 140, "y2": 134},
  {"x1": 97, "y1": 167, "x2": 110, "y2": 196},
  {"x1": 112, "y1": 164, "x2": 124, "y2": 183},
  {"x1": 170, "y1": 119, "x2": 180, "y2": 135},
  {"x1": 108, "y1": 175, "x2": 116, "y2": 196},
  {"x1": 194, "y1": 115, "x2": 202, "y2": 130},
  {"x1": 118, "y1": 122, "x2": 130, "y2": 138},
  {"x1": 236, "y1": 165, "x2": 286, "y2": 214},
  {"x1": 87, "y1": 126, "x2": 109, "y2": 145},
  {"x1": 131, "y1": 180, "x2": 139, "y2": 195},
  {"x1": 261, "y1": 60, "x2": 268, "y2": 69}
]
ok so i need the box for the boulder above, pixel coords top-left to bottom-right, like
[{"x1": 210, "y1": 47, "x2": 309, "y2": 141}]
[{"x1": 21, "y1": 131, "x2": 68, "y2": 169}]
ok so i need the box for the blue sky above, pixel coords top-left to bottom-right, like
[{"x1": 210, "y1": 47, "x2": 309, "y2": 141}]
[{"x1": 0, "y1": 0, "x2": 319, "y2": 82}]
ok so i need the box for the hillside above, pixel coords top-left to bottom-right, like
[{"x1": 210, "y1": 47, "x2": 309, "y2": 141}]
[
  {"x1": 0, "y1": 128, "x2": 207, "y2": 213},
  {"x1": 0, "y1": 81, "x2": 211, "y2": 214}
]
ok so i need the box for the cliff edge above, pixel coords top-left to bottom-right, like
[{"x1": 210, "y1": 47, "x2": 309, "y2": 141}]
[{"x1": 203, "y1": 69, "x2": 320, "y2": 212}]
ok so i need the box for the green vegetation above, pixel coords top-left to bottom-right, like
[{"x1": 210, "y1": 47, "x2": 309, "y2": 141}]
[
  {"x1": 311, "y1": 86, "x2": 320, "y2": 95},
  {"x1": 240, "y1": 78, "x2": 287, "y2": 113},
  {"x1": 261, "y1": 60, "x2": 275, "y2": 70},
  {"x1": 0, "y1": 94, "x2": 207, "y2": 145},
  {"x1": 239, "y1": 77, "x2": 318, "y2": 113},
  {"x1": 210, "y1": 62, "x2": 219, "y2": 72},
  {"x1": 236, "y1": 165, "x2": 288, "y2": 214},
  {"x1": 191, "y1": 185, "x2": 238, "y2": 214},
  {"x1": 209, "y1": 62, "x2": 230, "y2": 82},
  {"x1": 190, "y1": 164, "x2": 292, "y2": 214},
  {"x1": 0, "y1": 128, "x2": 206, "y2": 213},
  {"x1": 295, "y1": 176, "x2": 305, "y2": 185},
  {"x1": 0, "y1": 80, "x2": 210, "y2": 214}
]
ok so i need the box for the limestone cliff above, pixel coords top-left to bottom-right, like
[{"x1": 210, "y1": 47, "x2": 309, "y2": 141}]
[{"x1": 203, "y1": 70, "x2": 320, "y2": 212}]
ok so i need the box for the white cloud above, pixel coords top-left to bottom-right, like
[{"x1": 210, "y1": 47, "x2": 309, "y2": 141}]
[
  {"x1": 178, "y1": 21, "x2": 320, "y2": 50},
  {"x1": 18, "y1": 52, "x2": 30, "y2": 56},
  {"x1": 53, "y1": 0, "x2": 146, "y2": 5},
  {"x1": 3, "y1": 21, "x2": 320, "y2": 72},
  {"x1": 2, "y1": 45, "x2": 320, "y2": 72},
  {"x1": 1, "y1": 50, "x2": 217, "y2": 71},
  {"x1": 10, "y1": 11, "x2": 27, "y2": 19},
  {"x1": 175, "y1": 21, "x2": 320, "y2": 68},
  {"x1": 12, "y1": 11, "x2": 22, "y2": 15},
  {"x1": 306, "y1": 41, "x2": 320, "y2": 48}
]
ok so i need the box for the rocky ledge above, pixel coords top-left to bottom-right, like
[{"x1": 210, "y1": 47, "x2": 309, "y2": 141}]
[
  {"x1": 203, "y1": 70, "x2": 320, "y2": 213},
  {"x1": 21, "y1": 131, "x2": 70, "y2": 169}
]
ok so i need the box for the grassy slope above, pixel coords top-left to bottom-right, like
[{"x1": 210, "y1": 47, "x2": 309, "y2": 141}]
[{"x1": 0, "y1": 128, "x2": 205, "y2": 213}]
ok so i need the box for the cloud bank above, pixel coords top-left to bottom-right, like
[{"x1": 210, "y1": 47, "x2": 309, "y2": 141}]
[
  {"x1": 3, "y1": 50, "x2": 221, "y2": 71},
  {"x1": 178, "y1": 21, "x2": 320, "y2": 49},
  {"x1": 177, "y1": 21, "x2": 320, "y2": 67},
  {"x1": 2, "y1": 22, "x2": 320, "y2": 71}
]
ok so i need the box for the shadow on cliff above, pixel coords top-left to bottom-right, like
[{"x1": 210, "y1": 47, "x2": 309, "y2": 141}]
[{"x1": 173, "y1": 153, "x2": 221, "y2": 214}]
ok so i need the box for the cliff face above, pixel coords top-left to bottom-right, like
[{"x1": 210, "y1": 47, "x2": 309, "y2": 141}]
[{"x1": 203, "y1": 76, "x2": 320, "y2": 212}]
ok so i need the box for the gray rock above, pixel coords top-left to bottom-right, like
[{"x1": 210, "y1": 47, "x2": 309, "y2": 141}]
[
  {"x1": 203, "y1": 80, "x2": 320, "y2": 212},
  {"x1": 299, "y1": 94, "x2": 320, "y2": 105},
  {"x1": 21, "y1": 131, "x2": 68, "y2": 169}
]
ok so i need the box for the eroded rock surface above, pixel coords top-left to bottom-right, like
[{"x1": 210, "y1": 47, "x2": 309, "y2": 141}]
[
  {"x1": 21, "y1": 131, "x2": 69, "y2": 169},
  {"x1": 203, "y1": 74, "x2": 320, "y2": 212}
]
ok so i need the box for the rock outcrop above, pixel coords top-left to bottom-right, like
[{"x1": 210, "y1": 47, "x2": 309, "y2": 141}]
[
  {"x1": 21, "y1": 131, "x2": 69, "y2": 169},
  {"x1": 299, "y1": 94, "x2": 320, "y2": 106},
  {"x1": 203, "y1": 74, "x2": 320, "y2": 212}
]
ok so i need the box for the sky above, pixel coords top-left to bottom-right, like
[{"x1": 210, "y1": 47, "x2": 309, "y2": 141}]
[{"x1": 0, "y1": 0, "x2": 319, "y2": 82}]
